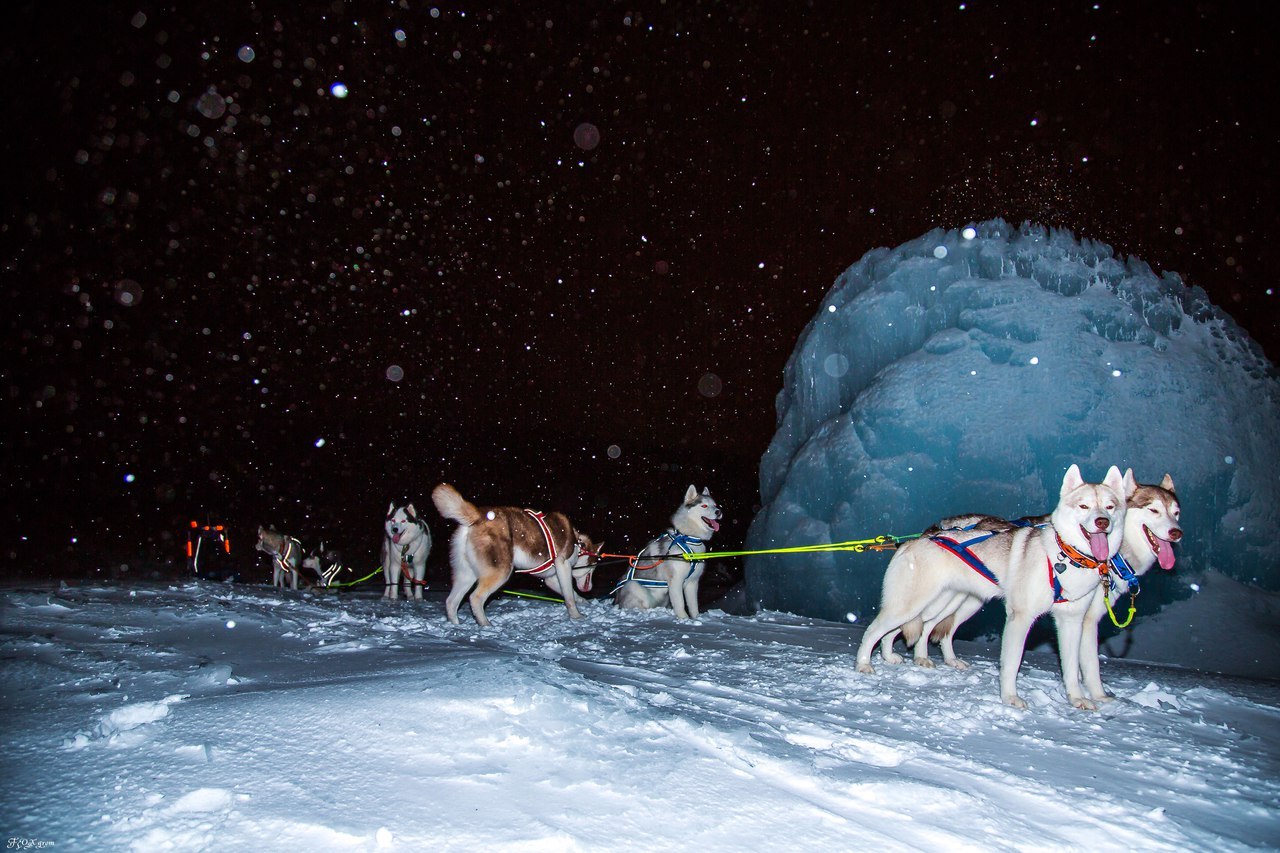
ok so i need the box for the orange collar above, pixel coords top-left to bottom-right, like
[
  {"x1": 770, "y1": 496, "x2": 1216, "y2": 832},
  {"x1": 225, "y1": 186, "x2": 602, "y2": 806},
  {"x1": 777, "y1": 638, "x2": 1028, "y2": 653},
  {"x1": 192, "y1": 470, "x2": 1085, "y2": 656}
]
[{"x1": 1055, "y1": 533, "x2": 1110, "y2": 573}]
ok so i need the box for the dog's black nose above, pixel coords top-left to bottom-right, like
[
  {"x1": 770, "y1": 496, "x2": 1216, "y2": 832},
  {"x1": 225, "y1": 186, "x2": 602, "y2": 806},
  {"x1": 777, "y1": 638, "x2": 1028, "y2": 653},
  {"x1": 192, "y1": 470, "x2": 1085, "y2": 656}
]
[
  {"x1": 1169, "y1": 528, "x2": 1183, "y2": 542},
  {"x1": 1095, "y1": 518, "x2": 1109, "y2": 531}
]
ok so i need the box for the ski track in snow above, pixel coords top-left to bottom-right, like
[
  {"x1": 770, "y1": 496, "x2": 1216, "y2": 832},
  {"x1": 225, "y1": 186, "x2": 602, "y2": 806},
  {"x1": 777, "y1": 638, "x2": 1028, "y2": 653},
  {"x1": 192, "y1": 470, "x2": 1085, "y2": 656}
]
[{"x1": 1, "y1": 581, "x2": 1277, "y2": 852}]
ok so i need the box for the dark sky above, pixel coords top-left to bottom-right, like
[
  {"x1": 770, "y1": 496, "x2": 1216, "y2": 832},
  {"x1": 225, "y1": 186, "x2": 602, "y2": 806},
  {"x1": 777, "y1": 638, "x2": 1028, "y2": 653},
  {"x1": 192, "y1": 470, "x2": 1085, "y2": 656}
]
[{"x1": 3, "y1": 1, "x2": 1276, "y2": 577}]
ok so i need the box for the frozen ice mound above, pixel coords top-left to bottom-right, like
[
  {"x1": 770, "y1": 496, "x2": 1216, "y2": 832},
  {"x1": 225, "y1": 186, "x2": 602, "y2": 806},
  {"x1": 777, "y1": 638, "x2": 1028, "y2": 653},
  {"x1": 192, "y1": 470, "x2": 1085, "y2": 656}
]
[{"x1": 746, "y1": 220, "x2": 1280, "y2": 621}]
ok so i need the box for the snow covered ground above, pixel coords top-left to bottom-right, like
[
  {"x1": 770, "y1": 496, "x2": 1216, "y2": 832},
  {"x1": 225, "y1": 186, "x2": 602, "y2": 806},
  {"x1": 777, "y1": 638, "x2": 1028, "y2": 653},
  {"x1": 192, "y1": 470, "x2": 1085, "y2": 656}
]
[{"x1": 2, "y1": 581, "x2": 1277, "y2": 852}]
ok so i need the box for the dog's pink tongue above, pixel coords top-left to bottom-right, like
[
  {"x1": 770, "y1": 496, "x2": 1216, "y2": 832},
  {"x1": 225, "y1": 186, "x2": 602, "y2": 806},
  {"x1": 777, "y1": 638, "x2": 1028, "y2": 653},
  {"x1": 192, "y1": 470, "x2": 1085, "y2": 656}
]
[
  {"x1": 392, "y1": 532, "x2": 402, "y2": 544},
  {"x1": 1156, "y1": 537, "x2": 1176, "y2": 570},
  {"x1": 1087, "y1": 531, "x2": 1110, "y2": 562},
  {"x1": 705, "y1": 518, "x2": 721, "y2": 532}
]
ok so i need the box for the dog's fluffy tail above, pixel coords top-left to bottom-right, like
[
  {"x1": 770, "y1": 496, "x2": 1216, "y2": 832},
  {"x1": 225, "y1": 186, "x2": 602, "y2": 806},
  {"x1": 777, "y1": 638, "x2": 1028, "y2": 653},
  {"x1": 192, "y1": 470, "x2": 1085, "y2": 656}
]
[{"x1": 432, "y1": 483, "x2": 483, "y2": 526}]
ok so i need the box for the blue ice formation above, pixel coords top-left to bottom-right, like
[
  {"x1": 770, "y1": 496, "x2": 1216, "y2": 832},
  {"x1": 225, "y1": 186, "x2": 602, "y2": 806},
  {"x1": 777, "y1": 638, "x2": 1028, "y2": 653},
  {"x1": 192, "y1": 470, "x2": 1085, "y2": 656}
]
[{"x1": 745, "y1": 220, "x2": 1280, "y2": 623}]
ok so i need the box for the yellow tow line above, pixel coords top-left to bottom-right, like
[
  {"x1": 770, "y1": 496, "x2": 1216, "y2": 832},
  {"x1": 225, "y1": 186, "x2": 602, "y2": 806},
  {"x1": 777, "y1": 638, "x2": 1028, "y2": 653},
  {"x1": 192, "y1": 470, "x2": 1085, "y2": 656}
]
[
  {"x1": 326, "y1": 567, "x2": 384, "y2": 588},
  {"x1": 1102, "y1": 575, "x2": 1138, "y2": 628},
  {"x1": 675, "y1": 533, "x2": 919, "y2": 561}
]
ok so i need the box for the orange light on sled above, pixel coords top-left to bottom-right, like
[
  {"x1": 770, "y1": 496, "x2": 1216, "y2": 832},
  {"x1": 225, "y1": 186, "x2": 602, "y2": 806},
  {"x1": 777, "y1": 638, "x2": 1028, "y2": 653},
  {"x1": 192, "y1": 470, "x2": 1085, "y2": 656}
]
[
  {"x1": 190, "y1": 520, "x2": 198, "y2": 528},
  {"x1": 186, "y1": 540, "x2": 193, "y2": 558}
]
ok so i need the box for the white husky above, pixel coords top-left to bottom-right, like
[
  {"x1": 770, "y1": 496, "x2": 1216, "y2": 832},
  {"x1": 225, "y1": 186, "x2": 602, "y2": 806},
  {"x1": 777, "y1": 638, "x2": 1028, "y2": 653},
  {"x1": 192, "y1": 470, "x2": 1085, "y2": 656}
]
[
  {"x1": 614, "y1": 485, "x2": 722, "y2": 619},
  {"x1": 882, "y1": 471, "x2": 1181, "y2": 701},
  {"x1": 855, "y1": 464, "x2": 1128, "y2": 709},
  {"x1": 381, "y1": 503, "x2": 431, "y2": 600}
]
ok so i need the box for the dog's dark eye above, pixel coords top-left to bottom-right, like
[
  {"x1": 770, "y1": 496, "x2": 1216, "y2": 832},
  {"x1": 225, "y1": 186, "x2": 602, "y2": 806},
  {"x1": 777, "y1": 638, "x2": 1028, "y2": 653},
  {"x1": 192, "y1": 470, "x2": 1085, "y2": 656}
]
[{"x1": 1149, "y1": 507, "x2": 1159, "y2": 513}]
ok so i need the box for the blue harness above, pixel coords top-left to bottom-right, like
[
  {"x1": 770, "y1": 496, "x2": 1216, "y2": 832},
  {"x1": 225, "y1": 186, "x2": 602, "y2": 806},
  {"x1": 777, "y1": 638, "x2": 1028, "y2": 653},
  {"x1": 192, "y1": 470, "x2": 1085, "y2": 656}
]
[
  {"x1": 1108, "y1": 551, "x2": 1139, "y2": 594},
  {"x1": 928, "y1": 518, "x2": 1043, "y2": 587},
  {"x1": 929, "y1": 532, "x2": 1001, "y2": 585},
  {"x1": 609, "y1": 532, "x2": 706, "y2": 596},
  {"x1": 930, "y1": 518, "x2": 1111, "y2": 604}
]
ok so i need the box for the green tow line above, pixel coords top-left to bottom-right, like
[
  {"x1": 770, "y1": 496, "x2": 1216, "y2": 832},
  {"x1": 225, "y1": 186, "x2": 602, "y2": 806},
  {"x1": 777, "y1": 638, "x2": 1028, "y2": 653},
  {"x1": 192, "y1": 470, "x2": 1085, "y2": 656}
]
[
  {"x1": 325, "y1": 568, "x2": 384, "y2": 589},
  {"x1": 502, "y1": 589, "x2": 565, "y2": 603},
  {"x1": 315, "y1": 531, "x2": 920, "y2": 597},
  {"x1": 320, "y1": 569, "x2": 565, "y2": 604},
  {"x1": 680, "y1": 533, "x2": 921, "y2": 560}
]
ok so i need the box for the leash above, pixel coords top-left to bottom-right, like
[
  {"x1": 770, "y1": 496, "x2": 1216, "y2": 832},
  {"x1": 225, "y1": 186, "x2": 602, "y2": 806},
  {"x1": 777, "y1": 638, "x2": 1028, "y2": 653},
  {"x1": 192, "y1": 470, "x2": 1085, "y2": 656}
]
[
  {"x1": 594, "y1": 532, "x2": 917, "y2": 574},
  {"x1": 1101, "y1": 553, "x2": 1140, "y2": 628},
  {"x1": 502, "y1": 589, "x2": 564, "y2": 603},
  {"x1": 394, "y1": 544, "x2": 431, "y2": 588},
  {"x1": 685, "y1": 534, "x2": 917, "y2": 561},
  {"x1": 1103, "y1": 575, "x2": 1138, "y2": 628},
  {"x1": 326, "y1": 567, "x2": 384, "y2": 588}
]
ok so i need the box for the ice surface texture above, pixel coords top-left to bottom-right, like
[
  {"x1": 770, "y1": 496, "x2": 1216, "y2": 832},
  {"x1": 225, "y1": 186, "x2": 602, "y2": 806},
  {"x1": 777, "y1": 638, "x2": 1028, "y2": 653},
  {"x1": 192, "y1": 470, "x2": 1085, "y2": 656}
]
[{"x1": 746, "y1": 220, "x2": 1280, "y2": 621}]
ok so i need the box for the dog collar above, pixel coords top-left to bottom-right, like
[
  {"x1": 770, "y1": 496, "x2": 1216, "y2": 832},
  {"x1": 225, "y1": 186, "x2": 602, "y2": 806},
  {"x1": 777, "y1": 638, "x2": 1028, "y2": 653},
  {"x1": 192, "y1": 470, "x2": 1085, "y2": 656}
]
[
  {"x1": 1054, "y1": 533, "x2": 1109, "y2": 573},
  {"x1": 1107, "y1": 551, "x2": 1140, "y2": 595}
]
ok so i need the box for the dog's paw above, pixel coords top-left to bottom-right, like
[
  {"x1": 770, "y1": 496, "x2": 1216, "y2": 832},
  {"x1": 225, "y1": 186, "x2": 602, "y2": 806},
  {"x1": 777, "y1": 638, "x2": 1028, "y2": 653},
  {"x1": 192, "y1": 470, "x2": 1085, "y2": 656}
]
[
  {"x1": 883, "y1": 652, "x2": 903, "y2": 665},
  {"x1": 946, "y1": 659, "x2": 969, "y2": 671},
  {"x1": 1071, "y1": 696, "x2": 1098, "y2": 711},
  {"x1": 856, "y1": 662, "x2": 876, "y2": 675},
  {"x1": 1003, "y1": 694, "x2": 1028, "y2": 710},
  {"x1": 913, "y1": 657, "x2": 936, "y2": 669}
]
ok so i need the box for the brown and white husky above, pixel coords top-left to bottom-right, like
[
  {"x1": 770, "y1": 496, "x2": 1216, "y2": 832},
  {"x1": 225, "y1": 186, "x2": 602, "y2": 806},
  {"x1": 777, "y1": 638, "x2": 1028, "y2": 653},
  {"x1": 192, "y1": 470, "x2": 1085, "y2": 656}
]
[
  {"x1": 256, "y1": 526, "x2": 306, "y2": 590},
  {"x1": 432, "y1": 483, "x2": 600, "y2": 627}
]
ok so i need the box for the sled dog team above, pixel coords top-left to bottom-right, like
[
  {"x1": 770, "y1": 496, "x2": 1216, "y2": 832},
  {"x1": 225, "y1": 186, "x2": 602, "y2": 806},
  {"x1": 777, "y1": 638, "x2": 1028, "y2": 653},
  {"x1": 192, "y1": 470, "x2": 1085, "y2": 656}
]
[
  {"x1": 255, "y1": 484, "x2": 723, "y2": 621},
  {"x1": 256, "y1": 464, "x2": 1181, "y2": 710}
]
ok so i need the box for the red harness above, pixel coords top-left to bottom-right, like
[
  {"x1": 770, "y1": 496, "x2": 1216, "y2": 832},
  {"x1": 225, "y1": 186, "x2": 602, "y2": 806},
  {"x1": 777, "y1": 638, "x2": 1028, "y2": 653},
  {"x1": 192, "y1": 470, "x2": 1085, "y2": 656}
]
[{"x1": 516, "y1": 510, "x2": 558, "y2": 575}]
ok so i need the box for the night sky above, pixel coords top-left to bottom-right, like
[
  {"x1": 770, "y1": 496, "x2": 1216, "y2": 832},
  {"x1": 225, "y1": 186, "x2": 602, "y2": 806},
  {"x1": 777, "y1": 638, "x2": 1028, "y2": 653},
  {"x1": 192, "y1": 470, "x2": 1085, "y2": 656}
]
[{"x1": 4, "y1": 2, "x2": 1276, "y2": 580}]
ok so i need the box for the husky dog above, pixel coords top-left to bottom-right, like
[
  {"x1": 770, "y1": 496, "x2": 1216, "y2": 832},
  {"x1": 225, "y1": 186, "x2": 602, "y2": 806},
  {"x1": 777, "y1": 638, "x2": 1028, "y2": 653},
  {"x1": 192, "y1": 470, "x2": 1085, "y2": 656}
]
[
  {"x1": 855, "y1": 464, "x2": 1128, "y2": 710},
  {"x1": 614, "y1": 485, "x2": 722, "y2": 619},
  {"x1": 1078, "y1": 470, "x2": 1180, "y2": 698},
  {"x1": 382, "y1": 504, "x2": 431, "y2": 600},
  {"x1": 432, "y1": 483, "x2": 601, "y2": 626},
  {"x1": 302, "y1": 542, "x2": 350, "y2": 589},
  {"x1": 884, "y1": 471, "x2": 1182, "y2": 695},
  {"x1": 256, "y1": 526, "x2": 306, "y2": 590}
]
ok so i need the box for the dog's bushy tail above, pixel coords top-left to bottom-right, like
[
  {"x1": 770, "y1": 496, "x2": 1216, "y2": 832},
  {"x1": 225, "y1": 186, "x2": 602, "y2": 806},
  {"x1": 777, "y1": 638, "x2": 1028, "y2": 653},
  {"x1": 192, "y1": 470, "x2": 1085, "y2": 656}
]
[{"x1": 432, "y1": 483, "x2": 483, "y2": 526}]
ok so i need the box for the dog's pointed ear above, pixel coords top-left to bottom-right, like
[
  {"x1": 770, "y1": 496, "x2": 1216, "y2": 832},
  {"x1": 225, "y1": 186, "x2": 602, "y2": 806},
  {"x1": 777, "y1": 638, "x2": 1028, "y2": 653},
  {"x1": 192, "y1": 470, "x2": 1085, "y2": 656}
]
[
  {"x1": 257, "y1": 525, "x2": 265, "y2": 536},
  {"x1": 1103, "y1": 466, "x2": 1125, "y2": 499},
  {"x1": 684, "y1": 484, "x2": 699, "y2": 504},
  {"x1": 406, "y1": 503, "x2": 417, "y2": 518},
  {"x1": 1123, "y1": 468, "x2": 1138, "y2": 499},
  {"x1": 1061, "y1": 464, "x2": 1084, "y2": 495},
  {"x1": 388, "y1": 502, "x2": 396, "y2": 514},
  {"x1": 1160, "y1": 473, "x2": 1176, "y2": 494},
  {"x1": 701, "y1": 487, "x2": 712, "y2": 499}
]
